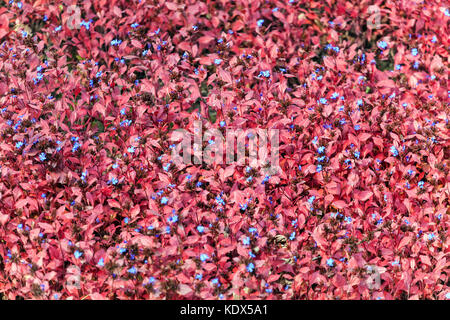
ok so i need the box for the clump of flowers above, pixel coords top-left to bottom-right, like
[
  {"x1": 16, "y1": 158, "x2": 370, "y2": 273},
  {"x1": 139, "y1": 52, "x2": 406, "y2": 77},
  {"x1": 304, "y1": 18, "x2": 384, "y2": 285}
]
[{"x1": 0, "y1": 0, "x2": 448, "y2": 300}]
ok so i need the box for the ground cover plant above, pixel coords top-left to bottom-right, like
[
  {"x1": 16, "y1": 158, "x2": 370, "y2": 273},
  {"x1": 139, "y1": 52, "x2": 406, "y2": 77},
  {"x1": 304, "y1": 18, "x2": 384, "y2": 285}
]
[{"x1": 0, "y1": 0, "x2": 448, "y2": 300}]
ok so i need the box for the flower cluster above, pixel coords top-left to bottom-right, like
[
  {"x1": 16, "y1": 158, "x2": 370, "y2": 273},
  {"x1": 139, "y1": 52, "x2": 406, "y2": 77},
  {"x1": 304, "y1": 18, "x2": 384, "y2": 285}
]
[{"x1": 0, "y1": 0, "x2": 448, "y2": 300}]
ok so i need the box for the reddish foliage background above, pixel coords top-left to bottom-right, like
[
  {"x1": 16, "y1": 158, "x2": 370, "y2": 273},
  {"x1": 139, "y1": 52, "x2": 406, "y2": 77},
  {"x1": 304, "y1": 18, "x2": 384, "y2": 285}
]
[{"x1": 0, "y1": 0, "x2": 448, "y2": 300}]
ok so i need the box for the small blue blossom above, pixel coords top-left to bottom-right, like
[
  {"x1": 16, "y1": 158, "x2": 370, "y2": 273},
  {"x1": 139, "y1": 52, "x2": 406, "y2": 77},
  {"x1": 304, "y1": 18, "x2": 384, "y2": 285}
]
[
  {"x1": 128, "y1": 266, "x2": 137, "y2": 274},
  {"x1": 246, "y1": 262, "x2": 255, "y2": 272},
  {"x1": 259, "y1": 70, "x2": 271, "y2": 78},
  {"x1": 200, "y1": 253, "x2": 209, "y2": 262},
  {"x1": 411, "y1": 48, "x2": 418, "y2": 56},
  {"x1": 390, "y1": 146, "x2": 399, "y2": 157},
  {"x1": 257, "y1": 19, "x2": 264, "y2": 27},
  {"x1": 167, "y1": 214, "x2": 178, "y2": 224},
  {"x1": 326, "y1": 258, "x2": 334, "y2": 267},
  {"x1": 74, "y1": 250, "x2": 83, "y2": 259},
  {"x1": 161, "y1": 197, "x2": 168, "y2": 205},
  {"x1": 377, "y1": 41, "x2": 388, "y2": 50},
  {"x1": 39, "y1": 152, "x2": 46, "y2": 161},
  {"x1": 111, "y1": 39, "x2": 122, "y2": 46},
  {"x1": 97, "y1": 258, "x2": 104, "y2": 267}
]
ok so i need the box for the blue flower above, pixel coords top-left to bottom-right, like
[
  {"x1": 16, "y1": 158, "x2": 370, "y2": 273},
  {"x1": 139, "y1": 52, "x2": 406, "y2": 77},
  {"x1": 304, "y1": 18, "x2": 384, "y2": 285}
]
[
  {"x1": 319, "y1": 98, "x2": 328, "y2": 105},
  {"x1": 390, "y1": 146, "x2": 399, "y2": 157},
  {"x1": 326, "y1": 258, "x2": 334, "y2": 267},
  {"x1": 318, "y1": 146, "x2": 325, "y2": 154},
  {"x1": 377, "y1": 41, "x2": 388, "y2": 50},
  {"x1": 54, "y1": 25, "x2": 62, "y2": 32},
  {"x1": 246, "y1": 262, "x2": 255, "y2": 272},
  {"x1": 418, "y1": 181, "x2": 424, "y2": 188},
  {"x1": 15, "y1": 141, "x2": 24, "y2": 149},
  {"x1": 127, "y1": 146, "x2": 135, "y2": 153},
  {"x1": 167, "y1": 214, "x2": 178, "y2": 224},
  {"x1": 289, "y1": 232, "x2": 296, "y2": 240},
  {"x1": 242, "y1": 236, "x2": 250, "y2": 246},
  {"x1": 131, "y1": 23, "x2": 139, "y2": 28},
  {"x1": 197, "y1": 225, "x2": 204, "y2": 233},
  {"x1": 354, "y1": 124, "x2": 360, "y2": 131},
  {"x1": 411, "y1": 48, "x2": 418, "y2": 56},
  {"x1": 97, "y1": 258, "x2": 104, "y2": 267},
  {"x1": 214, "y1": 58, "x2": 222, "y2": 65},
  {"x1": 199, "y1": 253, "x2": 209, "y2": 262},
  {"x1": 161, "y1": 197, "x2": 168, "y2": 205},
  {"x1": 220, "y1": 121, "x2": 226, "y2": 127},
  {"x1": 446, "y1": 292, "x2": 450, "y2": 299},
  {"x1": 259, "y1": 70, "x2": 271, "y2": 78},
  {"x1": 128, "y1": 266, "x2": 137, "y2": 274},
  {"x1": 427, "y1": 233, "x2": 435, "y2": 241},
  {"x1": 257, "y1": 19, "x2": 264, "y2": 27},
  {"x1": 39, "y1": 152, "x2": 46, "y2": 161},
  {"x1": 111, "y1": 39, "x2": 122, "y2": 46},
  {"x1": 80, "y1": 20, "x2": 92, "y2": 30},
  {"x1": 195, "y1": 274, "x2": 203, "y2": 280},
  {"x1": 316, "y1": 164, "x2": 322, "y2": 173},
  {"x1": 124, "y1": 217, "x2": 129, "y2": 224},
  {"x1": 74, "y1": 250, "x2": 83, "y2": 259}
]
